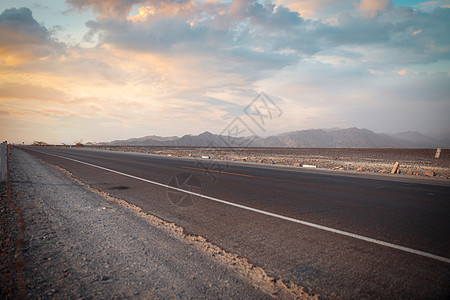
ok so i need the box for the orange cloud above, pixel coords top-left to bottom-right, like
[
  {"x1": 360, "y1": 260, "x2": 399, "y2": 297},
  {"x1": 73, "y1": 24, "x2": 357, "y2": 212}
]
[
  {"x1": 127, "y1": 6, "x2": 155, "y2": 22},
  {"x1": 69, "y1": 0, "x2": 198, "y2": 20},
  {"x1": 398, "y1": 69, "x2": 411, "y2": 76},
  {"x1": 67, "y1": 0, "x2": 141, "y2": 19},
  {"x1": 127, "y1": 1, "x2": 196, "y2": 22},
  {"x1": 357, "y1": 0, "x2": 393, "y2": 18},
  {"x1": 0, "y1": 83, "x2": 67, "y2": 102}
]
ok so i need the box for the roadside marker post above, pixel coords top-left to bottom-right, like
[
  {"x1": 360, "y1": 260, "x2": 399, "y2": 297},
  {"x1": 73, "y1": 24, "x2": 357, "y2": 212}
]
[
  {"x1": 391, "y1": 161, "x2": 400, "y2": 174},
  {"x1": 435, "y1": 148, "x2": 441, "y2": 159}
]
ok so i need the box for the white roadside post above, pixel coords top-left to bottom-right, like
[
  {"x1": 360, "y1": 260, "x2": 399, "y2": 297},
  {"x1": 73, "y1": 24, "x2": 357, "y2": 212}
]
[
  {"x1": 0, "y1": 142, "x2": 7, "y2": 183},
  {"x1": 391, "y1": 161, "x2": 400, "y2": 174},
  {"x1": 435, "y1": 148, "x2": 441, "y2": 159}
]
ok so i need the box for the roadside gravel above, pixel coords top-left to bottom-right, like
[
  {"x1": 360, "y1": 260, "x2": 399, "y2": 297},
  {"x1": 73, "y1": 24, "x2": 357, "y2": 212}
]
[{"x1": 3, "y1": 148, "x2": 315, "y2": 299}]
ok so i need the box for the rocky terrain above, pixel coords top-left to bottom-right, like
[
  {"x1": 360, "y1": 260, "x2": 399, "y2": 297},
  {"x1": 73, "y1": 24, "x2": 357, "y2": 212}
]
[{"x1": 88, "y1": 147, "x2": 450, "y2": 179}]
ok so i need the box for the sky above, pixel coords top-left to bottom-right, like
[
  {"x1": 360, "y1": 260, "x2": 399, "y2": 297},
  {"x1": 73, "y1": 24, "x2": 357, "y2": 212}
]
[{"x1": 0, "y1": 0, "x2": 449, "y2": 144}]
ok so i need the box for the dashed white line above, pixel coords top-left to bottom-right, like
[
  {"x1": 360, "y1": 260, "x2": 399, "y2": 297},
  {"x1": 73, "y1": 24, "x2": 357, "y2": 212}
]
[{"x1": 40, "y1": 151, "x2": 450, "y2": 264}]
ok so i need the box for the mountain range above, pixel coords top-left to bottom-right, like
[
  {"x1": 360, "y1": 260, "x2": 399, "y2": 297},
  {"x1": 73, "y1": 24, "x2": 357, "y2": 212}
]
[{"x1": 99, "y1": 128, "x2": 450, "y2": 148}]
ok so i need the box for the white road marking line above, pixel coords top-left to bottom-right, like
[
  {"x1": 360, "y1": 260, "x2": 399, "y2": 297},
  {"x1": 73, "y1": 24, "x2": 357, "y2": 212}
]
[{"x1": 42, "y1": 151, "x2": 450, "y2": 264}]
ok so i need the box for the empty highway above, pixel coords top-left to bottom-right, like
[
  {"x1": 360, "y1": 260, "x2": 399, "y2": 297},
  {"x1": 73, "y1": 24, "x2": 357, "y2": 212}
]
[{"x1": 20, "y1": 146, "x2": 450, "y2": 299}]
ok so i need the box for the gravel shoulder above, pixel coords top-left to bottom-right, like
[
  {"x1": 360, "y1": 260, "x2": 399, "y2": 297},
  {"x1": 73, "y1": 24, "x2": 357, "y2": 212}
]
[{"x1": 1, "y1": 148, "x2": 316, "y2": 299}]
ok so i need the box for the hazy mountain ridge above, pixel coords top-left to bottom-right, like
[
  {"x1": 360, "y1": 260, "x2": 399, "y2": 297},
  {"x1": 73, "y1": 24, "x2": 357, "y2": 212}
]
[
  {"x1": 108, "y1": 135, "x2": 179, "y2": 146},
  {"x1": 102, "y1": 128, "x2": 450, "y2": 148},
  {"x1": 388, "y1": 131, "x2": 440, "y2": 145}
]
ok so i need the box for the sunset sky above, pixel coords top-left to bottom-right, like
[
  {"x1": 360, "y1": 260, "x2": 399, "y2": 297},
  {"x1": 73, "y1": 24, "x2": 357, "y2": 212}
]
[{"x1": 0, "y1": 0, "x2": 449, "y2": 144}]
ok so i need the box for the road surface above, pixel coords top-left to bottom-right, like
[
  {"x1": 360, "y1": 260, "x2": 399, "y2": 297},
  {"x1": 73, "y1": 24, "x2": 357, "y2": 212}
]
[{"x1": 20, "y1": 146, "x2": 450, "y2": 299}]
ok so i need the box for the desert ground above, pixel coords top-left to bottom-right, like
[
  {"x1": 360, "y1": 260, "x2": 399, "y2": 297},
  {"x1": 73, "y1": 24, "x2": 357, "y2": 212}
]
[{"x1": 88, "y1": 147, "x2": 449, "y2": 179}]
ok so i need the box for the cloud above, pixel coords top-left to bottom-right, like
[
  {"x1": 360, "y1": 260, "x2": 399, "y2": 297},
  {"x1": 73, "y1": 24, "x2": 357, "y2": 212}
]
[
  {"x1": 79, "y1": 0, "x2": 310, "y2": 81},
  {"x1": 0, "y1": 7, "x2": 65, "y2": 65},
  {"x1": 257, "y1": 60, "x2": 450, "y2": 134},
  {"x1": 277, "y1": 0, "x2": 353, "y2": 20},
  {"x1": 398, "y1": 69, "x2": 410, "y2": 76},
  {"x1": 67, "y1": 0, "x2": 143, "y2": 19},
  {"x1": 415, "y1": 0, "x2": 450, "y2": 11},
  {"x1": 1, "y1": 2, "x2": 449, "y2": 143},
  {"x1": 0, "y1": 83, "x2": 67, "y2": 102},
  {"x1": 76, "y1": 0, "x2": 450, "y2": 75},
  {"x1": 67, "y1": 0, "x2": 196, "y2": 19},
  {"x1": 356, "y1": 0, "x2": 393, "y2": 18},
  {"x1": 314, "y1": 6, "x2": 450, "y2": 66}
]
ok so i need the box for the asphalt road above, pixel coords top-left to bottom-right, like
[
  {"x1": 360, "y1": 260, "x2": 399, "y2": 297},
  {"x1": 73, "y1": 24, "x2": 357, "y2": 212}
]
[{"x1": 20, "y1": 146, "x2": 450, "y2": 299}]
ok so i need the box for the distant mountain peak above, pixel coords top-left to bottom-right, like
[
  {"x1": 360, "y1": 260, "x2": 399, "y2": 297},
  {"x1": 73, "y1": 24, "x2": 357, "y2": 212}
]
[{"x1": 199, "y1": 131, "x2": 215, "y2": 136}]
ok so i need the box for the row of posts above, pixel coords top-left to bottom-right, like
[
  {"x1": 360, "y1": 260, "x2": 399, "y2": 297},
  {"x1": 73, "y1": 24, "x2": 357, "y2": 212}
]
[{"x1": 1, "y1": 141, "x2": 8, "y2": 183}]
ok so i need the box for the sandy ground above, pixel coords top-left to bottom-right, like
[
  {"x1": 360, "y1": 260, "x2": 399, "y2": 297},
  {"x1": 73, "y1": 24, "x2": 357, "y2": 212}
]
[{"x1": 89, "y1": 147, "x2": 450, "y2": 179}]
